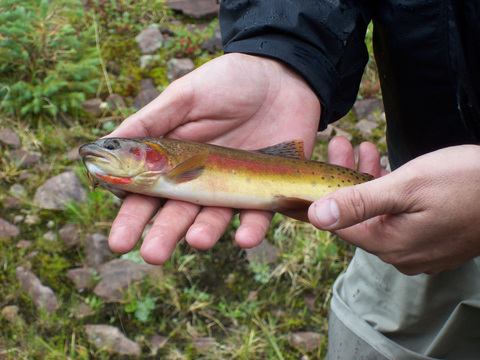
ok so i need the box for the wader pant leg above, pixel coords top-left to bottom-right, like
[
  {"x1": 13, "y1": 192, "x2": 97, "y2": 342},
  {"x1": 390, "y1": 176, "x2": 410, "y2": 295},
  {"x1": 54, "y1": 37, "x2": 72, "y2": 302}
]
[{"x1": 327, "y1": 249, "x2": 480, "y2": 360}]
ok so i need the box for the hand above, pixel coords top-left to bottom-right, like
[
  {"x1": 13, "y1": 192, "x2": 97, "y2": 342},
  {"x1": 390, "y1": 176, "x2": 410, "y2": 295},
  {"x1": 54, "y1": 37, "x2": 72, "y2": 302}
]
[
  {"x1": 308, "y1": 137, "x2": 480, "y2": 275},
  {"x1": 106, "y1": 53, "x2": 321, "y2": 264}
]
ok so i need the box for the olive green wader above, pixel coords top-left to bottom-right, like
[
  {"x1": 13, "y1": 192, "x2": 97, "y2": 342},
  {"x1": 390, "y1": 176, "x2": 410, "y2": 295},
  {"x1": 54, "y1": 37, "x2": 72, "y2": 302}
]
[{"x1": 327, "y1": 249, "x2": 480, "y2": 359}]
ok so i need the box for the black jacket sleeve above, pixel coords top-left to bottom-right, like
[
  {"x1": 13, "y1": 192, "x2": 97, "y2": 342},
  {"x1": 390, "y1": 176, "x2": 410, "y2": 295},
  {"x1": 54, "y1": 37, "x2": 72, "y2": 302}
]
[{"x1": 220, "y1": 0, "x2": 371, "y2": 129}]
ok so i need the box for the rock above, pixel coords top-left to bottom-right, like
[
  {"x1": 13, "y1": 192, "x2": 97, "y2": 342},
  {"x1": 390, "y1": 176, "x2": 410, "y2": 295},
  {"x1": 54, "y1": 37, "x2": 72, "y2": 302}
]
[
  {"x1": 380, "y1": 155, "x2": 390, "y2": 169},
  {"x1": 1, "y1": 305, "x2": 24, "y2": 326},
  {"x1": 16, "y1": 266, "x2": 57, "y2": 313},
  {"x1": 0, "y1": 128, "x2": 21, "y2": 148},
  {"x1": 355, "y1": 119, "x2": 378, "y2": 132},
  {"x1": 59, "y1": 223, "x2": 81, "y2": 247},
  {"x1": 105, "y1": 93, "x2": 126, "y2": 111},
  {"x1": 9, "y1": 184, "x2": 26, "y2": 197},
  {"x1": 34, "y1": 171, "x2": 87, "y2": 210},
  {"x1": 192, "y1": 337, "x2": 216, "y2": 353},
  {"x1": 201, "y1": 26, "x2": 222, "y2": 53},
  {"x1": 84, "y1": 233, "x2": 112, "y2": 268},
  {"x1": 288, "y1": 331, "x2": 323, "y2": 352},
  {"x1": 139, "y1": 54, "x2": 161, "y2": 69},
  {"x1": 81, "y1": 98, "x2": 103, "y2": 115},
  {"x1": 317, "y1": 124, "x2": 334, "y2": 142},
  {"x1": 75, "y1": 302, "x2": 96, "y2": 318},
  {"x1": 84, "y1": 324, "x2": 141, "y2": 356},
  {"x1": 353, "y1": 98, "x2": 384, "y2": 120},
  {"x1": 330, "y1": 125, "x2": 353, "y2": 141},
  {"x1": 245, "y1": 240, "x2": 279, "y2": 265},
  {"x1": 17, "y1": 239, "x2": 33, "y2": 249},
  {"x1": 165, "y1": 0, "x2": 219, "y2": 19},
  {"x1": 94, "y1": 259, "x2": 159, "y2": 301},
  {"x1": 67, "y1": 267, "x2": 97, "y2": 291},
  {"x1": 141, "y1": 78, "x2": 156, "y2": 91},
  {"x1": 9, "y1": 149, "x2": 42, "y2": 168},
  {"x1": 43, "y1": 230, "x2": 57, "y2": 242},
  {"x1": 167, "y1": 58, "x2": 195, "y2": 82},
  {"x1": 0, "y1": 218, "x2": 20, "y2": 239},
  {"x1": 149, "y1": 333, "x2": 167, "y2": 355},
  {"x1": 5, "y1": 196, "x2": 21, "y2": 209},
  {"x1": 133, "y1": 88, "x2": 160, "y2": 109},
  {"x1": 136, "y1": 27, "x2": 163, "y2": 54},
  {"x1": 65, "y1": 145, "x2": 81, "y2": 162}
]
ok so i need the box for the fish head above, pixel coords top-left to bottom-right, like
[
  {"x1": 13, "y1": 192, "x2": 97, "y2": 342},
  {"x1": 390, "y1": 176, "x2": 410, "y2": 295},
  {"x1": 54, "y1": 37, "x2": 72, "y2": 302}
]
[{"x1": 79, "y1": 138, "x2": 171, "y2": 197}]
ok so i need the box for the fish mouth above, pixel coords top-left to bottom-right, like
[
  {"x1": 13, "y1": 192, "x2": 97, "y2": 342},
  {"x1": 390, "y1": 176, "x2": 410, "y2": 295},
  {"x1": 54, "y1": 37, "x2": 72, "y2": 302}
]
[{"x1": 79, "y1": 143, "x2": 120, "y2": 166}]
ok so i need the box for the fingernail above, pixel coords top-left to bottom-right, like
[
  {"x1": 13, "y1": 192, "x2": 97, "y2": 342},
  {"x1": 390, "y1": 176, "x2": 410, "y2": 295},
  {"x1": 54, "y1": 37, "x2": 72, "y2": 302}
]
[{"x1": 314, "y1": 199, "x2": 340, "y2": 227}]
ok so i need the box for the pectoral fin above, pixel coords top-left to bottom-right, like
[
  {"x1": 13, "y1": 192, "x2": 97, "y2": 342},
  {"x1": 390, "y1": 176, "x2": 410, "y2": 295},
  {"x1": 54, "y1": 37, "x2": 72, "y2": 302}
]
[{"x1": 164, "y1": 150, "x2": 210, "y2": 184}]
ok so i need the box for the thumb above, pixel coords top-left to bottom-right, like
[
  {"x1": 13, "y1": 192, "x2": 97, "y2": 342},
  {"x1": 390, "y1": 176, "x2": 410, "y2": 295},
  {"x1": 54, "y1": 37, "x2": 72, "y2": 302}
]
[{"x1": 308, "y1": 176, "x2": 402, "y2": 231}]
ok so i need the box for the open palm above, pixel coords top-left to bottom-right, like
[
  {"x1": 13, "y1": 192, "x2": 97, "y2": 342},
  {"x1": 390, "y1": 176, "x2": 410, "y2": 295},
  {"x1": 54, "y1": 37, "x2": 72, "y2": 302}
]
[{"x1": 107, "y1": 53, "x2": 321, "y2": 264}]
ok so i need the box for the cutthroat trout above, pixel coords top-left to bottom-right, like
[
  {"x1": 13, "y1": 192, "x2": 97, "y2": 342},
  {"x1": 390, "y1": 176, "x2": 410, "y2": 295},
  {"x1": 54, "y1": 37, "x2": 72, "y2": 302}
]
[{"x1": 79, "y1": 138, "x2": 373, "y2": 221}]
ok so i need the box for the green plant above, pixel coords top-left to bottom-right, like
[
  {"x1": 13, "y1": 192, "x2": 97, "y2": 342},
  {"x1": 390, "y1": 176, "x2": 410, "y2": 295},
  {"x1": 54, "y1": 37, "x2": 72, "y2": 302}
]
[{"x1": 0, "y1": 0, "x2": 100, "y2": 118}]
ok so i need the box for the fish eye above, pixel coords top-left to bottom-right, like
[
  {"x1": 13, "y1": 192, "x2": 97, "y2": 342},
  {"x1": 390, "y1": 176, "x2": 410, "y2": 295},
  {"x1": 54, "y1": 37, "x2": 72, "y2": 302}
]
[{"x1": 104, "y1": 139, "x2": 120, "y2": 150}]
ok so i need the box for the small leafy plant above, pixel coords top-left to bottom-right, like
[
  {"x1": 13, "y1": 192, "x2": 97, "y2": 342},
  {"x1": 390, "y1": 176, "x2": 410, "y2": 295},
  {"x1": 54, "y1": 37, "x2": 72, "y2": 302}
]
[{"x1": 0, "y1": 0, "x2": 100, "y2": 118}]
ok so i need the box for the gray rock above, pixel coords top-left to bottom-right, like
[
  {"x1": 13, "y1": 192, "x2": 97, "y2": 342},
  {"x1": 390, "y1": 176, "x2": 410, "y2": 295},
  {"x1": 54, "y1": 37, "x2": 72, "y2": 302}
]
[
  {"x1": 201, "y1": 26, "x2": 222, "y2": 53},
  {"x1": 0, "y1": 128, "x2": 21, "y2": 148},
  {"x1": 64, "y1": 145, "x2": 81, "y2": 162},
  {"x1": 136, "y1": 27, "x2": 163, "y2": 54},
  {"x1": 0, "y1": 218, "x2": 20, "y2": 239},
  {"x1": 84, "y1": 233, "x2": 112, "y2": 268},
  {"x1": 84, "y1": 324, "x2": 141, "y2": 356},
  {"x1": 139, "y1": 54, "x2": 161, "y2": 69},
  {"x1": 165, "y1": 0, "x2": 219, "y2": 19},
  {"x1": 167, "y1": 58, "x2": 195, "y2": 82},
  {"x1": 59, "y1": 223, "x2": 81, "y2": 247},
  {"x1": 245, "y1": 240, "x2": 279, "y2": 265},
  {"x1": 93, "y1": 259, "x2": 158, "y2": 301},
  {"x1": 5, "y1": 196, "x2": 21, "y2": 209},
  {"x1": 133, "y1": 88, "x2": 160, "y2": 109},
  {"x1": 192, "y1": 337, "x2": 216, "y2": 353},
  {"x1": 353, "y1": 98, "x2": 384, "y2": 120},
  {"x1": 140, "y1": 78, "x2": 156, "y2": 90},
  {"x1": 288, "y1": 331, "x2": 323, "y2": 352},
  {"x1": 67, "y1": 267, "x2": 97, "y2": 291},
  {"x1": 355, "y1": 119, "x2": 378, "y2": 132},
  {"x1": 1, "y1": 305, "x2": 24, "y2": 327},
  {"x1": 16, "y1": 239, "x2": 33, "y2": 249},
  {"x1": 43, "y1": 230, "x2": 57, "y2": 242},
  {"x1": 105, "y1": 93, "x2": 126, "y2": 111},
  {"x1": 330, "y1": 125, "x2": 353, "y2": 141},
  {"x1": 9, "y1": 149, "x2": 42, "y2": 168},
  {"x1": 9, "y1": 184, "x2": 26, "y2": 197},
  {"x1": 316, "y1": 125, "x2": 334, "y2": 142},
  {"x1": 16, "y1": 266, "x2": 57, "y2": 313},
  {"x1": 81, "y1": 98, "x2": 103, "y2": 115},
  {"x1": 33, "y1": 171, "x2": 87, "y2": 210},
  {"x1": 149, "y1": 333, "x2": 167, "y2": 355}
]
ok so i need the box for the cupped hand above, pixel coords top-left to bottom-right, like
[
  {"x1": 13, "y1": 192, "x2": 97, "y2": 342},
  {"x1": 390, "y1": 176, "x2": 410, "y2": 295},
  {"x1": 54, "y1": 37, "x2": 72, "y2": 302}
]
[
  {"x1": 106, "y1": 53, "x2": 321, "y2": 264},
  {"x1": 309, "y1": 137, "x2": 480, "y2": 275}
]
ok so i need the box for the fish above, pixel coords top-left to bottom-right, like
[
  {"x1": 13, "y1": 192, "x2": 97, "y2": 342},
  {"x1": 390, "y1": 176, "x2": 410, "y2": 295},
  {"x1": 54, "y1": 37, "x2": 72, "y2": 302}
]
[{"x1": 79, "y1": 138, "x2": 373, "y2": 221}]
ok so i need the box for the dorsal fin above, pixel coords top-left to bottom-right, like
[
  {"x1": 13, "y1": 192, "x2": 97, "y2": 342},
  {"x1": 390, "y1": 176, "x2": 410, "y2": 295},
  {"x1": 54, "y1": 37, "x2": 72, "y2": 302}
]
[{"x1": 255, "y1": 140, "x2": 306, "y2": 159}]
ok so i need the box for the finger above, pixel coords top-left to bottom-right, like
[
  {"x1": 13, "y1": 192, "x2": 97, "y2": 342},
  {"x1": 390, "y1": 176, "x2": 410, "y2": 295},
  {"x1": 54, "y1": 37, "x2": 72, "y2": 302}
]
[
  {"x1": 328, "y1": 136, "x2": 355, "y2": 169},
  {"x1": 109, "y1": 194, "x2": 163, "y2": 254},
  {"x1": 108, "y1": 80, "x2": 194, "y2": 139},
  {"x1": 308, "y1": 174, "x2": 406, "y2": 232},
  {"x1": 140, "y1": 200, "x2": 201, "y2": 264},
  {"x1": 235, "y1": 210, "x2": 274, "y2": 248},
  {"x1": 185, "y1": 207, "x2": 235, "y2": 250},
  {"x1": 357, "y1": 141, "x2": 382, "y2": 178}
]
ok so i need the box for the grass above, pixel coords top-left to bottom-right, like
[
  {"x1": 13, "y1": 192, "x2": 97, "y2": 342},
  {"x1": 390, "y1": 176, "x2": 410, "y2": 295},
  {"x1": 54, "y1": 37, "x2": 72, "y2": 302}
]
[{"x1": 0, "y1": 1, "x2": 383, "y2": 358}]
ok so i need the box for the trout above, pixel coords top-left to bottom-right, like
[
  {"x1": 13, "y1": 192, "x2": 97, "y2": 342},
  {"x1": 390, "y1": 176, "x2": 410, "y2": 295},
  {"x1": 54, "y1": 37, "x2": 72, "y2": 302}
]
[{"x1": 79, "y1": 138, "x2": 373, "y2": 221}]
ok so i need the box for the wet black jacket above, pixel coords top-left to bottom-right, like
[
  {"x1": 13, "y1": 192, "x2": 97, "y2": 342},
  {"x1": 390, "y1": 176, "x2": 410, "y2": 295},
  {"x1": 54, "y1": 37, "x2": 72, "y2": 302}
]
[{"x1": 220, "y1": 1, "x2": 480, "y2": 169}]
